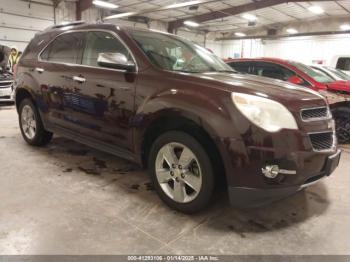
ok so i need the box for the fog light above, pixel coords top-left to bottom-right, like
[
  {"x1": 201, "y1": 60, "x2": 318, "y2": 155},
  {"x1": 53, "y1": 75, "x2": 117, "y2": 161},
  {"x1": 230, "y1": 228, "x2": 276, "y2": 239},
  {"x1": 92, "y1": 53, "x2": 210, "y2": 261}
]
[
  {"x1": 262, "y1": 165, "x2": 280, "y2": 178},
  {"x1": 262, "y1": 165, "x2": 296, "y2": 178}
]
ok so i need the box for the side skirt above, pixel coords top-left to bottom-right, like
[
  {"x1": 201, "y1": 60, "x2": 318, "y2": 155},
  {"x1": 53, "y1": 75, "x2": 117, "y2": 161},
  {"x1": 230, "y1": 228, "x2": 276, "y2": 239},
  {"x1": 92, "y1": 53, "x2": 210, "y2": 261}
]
[{"x1": 47, "y1": 124, "x2": 139, "y2": 164}]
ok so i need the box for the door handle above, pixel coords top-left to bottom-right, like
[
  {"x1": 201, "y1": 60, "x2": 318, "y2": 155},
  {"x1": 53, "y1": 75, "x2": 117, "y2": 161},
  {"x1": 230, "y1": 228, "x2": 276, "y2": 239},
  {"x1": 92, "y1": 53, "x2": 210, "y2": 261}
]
[
  {"x1": 35, "y1": 67, "x2": 44, "y2": 73},
  {"x1": 72, "y1": 76, "x2": 86, "y2": 84}
]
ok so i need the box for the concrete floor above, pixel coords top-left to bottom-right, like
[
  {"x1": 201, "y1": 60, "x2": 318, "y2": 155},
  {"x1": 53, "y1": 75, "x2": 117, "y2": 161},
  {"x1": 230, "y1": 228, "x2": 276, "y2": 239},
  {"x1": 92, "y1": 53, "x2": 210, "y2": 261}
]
[{"x1": 0, "y1": 104, "x2": 350, "y2": 255}]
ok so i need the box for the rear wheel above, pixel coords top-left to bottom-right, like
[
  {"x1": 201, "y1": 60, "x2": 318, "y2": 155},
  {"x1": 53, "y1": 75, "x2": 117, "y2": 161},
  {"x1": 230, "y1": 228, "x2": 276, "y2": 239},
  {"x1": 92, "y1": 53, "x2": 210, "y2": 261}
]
[
  {"x1": 19, "y1": 98, "x2": 53, "y2": 146},
  {"x1": 148, "y1": 131, "x2": 215, "y2": 213},
  {"x1": 332, "y1": 107, "x2": 350, "y2": 144}
]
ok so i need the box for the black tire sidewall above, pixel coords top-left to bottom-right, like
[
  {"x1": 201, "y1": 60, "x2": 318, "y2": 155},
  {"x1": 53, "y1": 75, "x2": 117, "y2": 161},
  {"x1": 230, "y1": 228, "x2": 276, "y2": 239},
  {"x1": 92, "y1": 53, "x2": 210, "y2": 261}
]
[
  {"x1": 19, "y1": 98, "x2": 46, "y2": 146},
  {"x1": 148, "y1": 131, "x2": 215, "y2": 213}
]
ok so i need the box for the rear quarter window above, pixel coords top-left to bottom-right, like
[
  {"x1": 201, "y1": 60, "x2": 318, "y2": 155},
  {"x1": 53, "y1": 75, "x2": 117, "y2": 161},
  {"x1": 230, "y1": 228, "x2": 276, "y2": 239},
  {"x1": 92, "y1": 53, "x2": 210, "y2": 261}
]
[
  {"x1": 20, "y1": 34, "x2": 52, "y2": 61},
  {"x1": 40, "y1": 32, "x2": 84, "y2": 64}
]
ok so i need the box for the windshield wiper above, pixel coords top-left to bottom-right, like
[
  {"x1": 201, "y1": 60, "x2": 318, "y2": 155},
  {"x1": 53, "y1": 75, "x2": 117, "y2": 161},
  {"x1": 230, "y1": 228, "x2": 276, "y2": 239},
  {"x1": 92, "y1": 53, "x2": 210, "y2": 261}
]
[
  {"x1": 216, "y1": 70, "x2": 237, "y2": 73},
  {"x1": 173, "y1": 70, "x2": 202, "y2": 73}
]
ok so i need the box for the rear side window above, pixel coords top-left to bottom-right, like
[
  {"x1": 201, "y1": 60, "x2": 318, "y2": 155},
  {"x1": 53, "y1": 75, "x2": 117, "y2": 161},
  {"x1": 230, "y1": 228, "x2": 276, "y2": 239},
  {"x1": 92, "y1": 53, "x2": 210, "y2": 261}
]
[
  {"x1": 228, "y1": 62, "x2": 250, "y2": 73},
  {"x1": 82, "y1": 31, "x2": 131, "y2": 67},
  {"x1": 40, "y1": 32, "x2": 84, "y2": 64},
  {"x1": 254, "y1": 62, "x2": 295, "y2": 81},
  {"x1": 336, "y1": 57, "x2": 350, "y2": 71}
]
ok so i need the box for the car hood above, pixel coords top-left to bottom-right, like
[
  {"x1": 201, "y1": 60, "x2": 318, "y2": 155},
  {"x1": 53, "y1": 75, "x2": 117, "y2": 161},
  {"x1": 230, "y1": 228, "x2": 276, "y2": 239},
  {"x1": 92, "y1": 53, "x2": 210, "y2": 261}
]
[
  {"x1": 187, "y1": 72, "x2": 325, "y2": 106},
  {"x1": 327, "y1": 80, "x2": 350, "y2": 93}
]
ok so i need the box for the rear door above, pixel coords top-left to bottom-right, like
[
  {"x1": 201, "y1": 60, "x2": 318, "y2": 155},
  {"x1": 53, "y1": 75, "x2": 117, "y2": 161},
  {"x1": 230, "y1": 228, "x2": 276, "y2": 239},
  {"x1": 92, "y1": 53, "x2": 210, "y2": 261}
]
[{"x1": 38, "y1": 32, "x2": 85, "y2": 130}]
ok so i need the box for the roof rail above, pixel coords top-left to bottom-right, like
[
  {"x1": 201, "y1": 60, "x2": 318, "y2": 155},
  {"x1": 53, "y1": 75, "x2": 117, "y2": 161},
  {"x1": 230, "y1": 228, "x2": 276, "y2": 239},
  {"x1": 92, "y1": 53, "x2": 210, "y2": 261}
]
[{"x1": 48, "y1": 20, "x2": 86, "y2": 30}]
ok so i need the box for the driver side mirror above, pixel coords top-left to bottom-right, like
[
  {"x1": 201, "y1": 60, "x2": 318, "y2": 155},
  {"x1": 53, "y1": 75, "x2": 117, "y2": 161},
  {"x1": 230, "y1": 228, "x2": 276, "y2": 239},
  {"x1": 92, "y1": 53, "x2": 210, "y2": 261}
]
[
  {"x1": 287, "y1": 75, "x2": 304, "y2": 85},
  {"x1": 97, "y1": 53, "x2": 136, "y2": 72}
]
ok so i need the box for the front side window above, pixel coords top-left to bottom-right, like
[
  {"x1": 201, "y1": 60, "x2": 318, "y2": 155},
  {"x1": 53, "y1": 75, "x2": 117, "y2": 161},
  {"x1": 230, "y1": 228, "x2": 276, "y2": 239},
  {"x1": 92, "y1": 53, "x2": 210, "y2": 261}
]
[
  {"x1": 312, "y1": 67, "x2": 335, "y2": 80},
  {"x1": 289, "y1": 61, "x2": 333, "y2": 83},
  {"x1": 40, "y1": 32, "x2": 84, "y2": 64},
  {"x1": 130, "y1": 30, "x2": 233, "y2": 73},
  {"x1": 82, "y1": 31, "x2": 131, "y2": 67}
]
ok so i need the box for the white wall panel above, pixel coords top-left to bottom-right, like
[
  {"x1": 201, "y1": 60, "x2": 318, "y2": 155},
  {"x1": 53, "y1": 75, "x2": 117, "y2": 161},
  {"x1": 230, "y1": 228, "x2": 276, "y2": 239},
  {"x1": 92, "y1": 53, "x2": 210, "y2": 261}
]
[
  {"x1": 219, "y1": 33, "x2": 350, "y2": 65},
  {"x1": 262, "y1": 34, "x2": 350, "y2": 65},
  {"x1": 221, "y1": 39, "x2": 264, "y2": 59}
]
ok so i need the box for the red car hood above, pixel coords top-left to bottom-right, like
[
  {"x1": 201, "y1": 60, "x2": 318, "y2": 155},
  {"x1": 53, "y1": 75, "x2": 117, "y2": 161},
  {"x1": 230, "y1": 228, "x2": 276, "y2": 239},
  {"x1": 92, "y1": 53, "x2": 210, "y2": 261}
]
[{"x1": 327, "y1": 81, "x2": 350, "y2": 93}]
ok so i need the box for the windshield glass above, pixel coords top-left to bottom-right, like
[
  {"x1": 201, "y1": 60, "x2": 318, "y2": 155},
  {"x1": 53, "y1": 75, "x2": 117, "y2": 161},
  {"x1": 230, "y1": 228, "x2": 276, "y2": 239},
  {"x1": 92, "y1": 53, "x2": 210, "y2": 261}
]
[
  {"x1": 290, "y1": 61, "x2": 334, "y2": 83},
  {"x1": 326, "y1": 67, "x2": 350, "y2": 81},
  {"x1": 130, "y1": 30, "x2": 233, "y2": 73}
]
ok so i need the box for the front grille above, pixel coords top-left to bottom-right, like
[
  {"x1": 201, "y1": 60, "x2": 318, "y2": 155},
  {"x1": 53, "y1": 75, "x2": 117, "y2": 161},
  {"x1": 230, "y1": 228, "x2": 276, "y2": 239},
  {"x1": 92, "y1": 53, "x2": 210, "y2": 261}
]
[
  {"x1": 309, "y1": 132, "x2": 334, "y2": 151},
  {"x1": 301, "y1": 106, "x2": 329, "y2": 121},
  {"x1": 0, "y1": 81, "x2": 13, "y2": 89}
]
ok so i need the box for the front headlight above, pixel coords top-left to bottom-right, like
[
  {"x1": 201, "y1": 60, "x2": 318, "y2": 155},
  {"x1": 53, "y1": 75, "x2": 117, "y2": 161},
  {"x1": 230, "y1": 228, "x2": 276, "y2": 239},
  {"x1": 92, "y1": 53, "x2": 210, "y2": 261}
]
[{"x1": 231, "y1": 92, "x2": 298, "y2": 132}]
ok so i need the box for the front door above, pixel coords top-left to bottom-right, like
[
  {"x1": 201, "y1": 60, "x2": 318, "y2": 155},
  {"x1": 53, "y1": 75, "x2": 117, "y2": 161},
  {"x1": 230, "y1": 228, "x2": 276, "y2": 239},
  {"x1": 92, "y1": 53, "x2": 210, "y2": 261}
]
[{"x1": 65, "y1": 31, "x2": 137, "y2": 151}]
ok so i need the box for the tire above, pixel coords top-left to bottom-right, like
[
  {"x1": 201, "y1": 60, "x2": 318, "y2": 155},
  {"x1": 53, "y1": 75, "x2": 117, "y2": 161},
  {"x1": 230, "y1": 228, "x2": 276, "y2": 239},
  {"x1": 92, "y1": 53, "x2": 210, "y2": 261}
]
[
  {"x1": 148, "y1": 131, "x2": 215, "y2": 213},
  {"x1": 18, "y1": 98, "x2": 53, "y2": 146},
  {"x1": 332, "y1": 107, "x2": 350, "y2": 144}
]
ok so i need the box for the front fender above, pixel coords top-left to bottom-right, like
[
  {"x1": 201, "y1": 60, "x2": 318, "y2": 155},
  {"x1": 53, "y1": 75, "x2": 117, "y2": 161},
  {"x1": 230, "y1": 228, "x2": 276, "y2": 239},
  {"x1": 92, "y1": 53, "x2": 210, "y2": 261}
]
[{"x1": 132, "y1": 86, "x2": 241, "y2": 181}]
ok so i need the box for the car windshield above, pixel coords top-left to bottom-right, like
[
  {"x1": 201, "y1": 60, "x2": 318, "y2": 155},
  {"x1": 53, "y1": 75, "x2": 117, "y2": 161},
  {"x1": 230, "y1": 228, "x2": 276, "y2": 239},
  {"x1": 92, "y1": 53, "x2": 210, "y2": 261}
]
[
  {"x1": 326, "y1": 66, "x2": 350, "y2": 81},
  {"x1": 290, "y1": 61, "x2": 334, "y2": 83},
  {"x1": 130, "y1": 30, "x2": 234, "y2": 73}
]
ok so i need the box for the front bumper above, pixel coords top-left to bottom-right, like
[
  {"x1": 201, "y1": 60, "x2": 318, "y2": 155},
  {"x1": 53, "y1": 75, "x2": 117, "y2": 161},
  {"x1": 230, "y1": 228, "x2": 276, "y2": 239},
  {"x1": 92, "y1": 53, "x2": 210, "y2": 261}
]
[
  {"x1": 0, "y1": 86, "x2": 14, "y2": 102},
  {"x1": 228, "y1": 149, "x2": 341, "y2": 208}
]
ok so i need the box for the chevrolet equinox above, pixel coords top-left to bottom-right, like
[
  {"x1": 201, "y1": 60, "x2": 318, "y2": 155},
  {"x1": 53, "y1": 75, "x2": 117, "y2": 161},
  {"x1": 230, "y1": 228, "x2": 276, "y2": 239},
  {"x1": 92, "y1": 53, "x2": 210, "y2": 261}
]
[{"x1": 14, "y1": 22, "x2": 341, "y2": 213}]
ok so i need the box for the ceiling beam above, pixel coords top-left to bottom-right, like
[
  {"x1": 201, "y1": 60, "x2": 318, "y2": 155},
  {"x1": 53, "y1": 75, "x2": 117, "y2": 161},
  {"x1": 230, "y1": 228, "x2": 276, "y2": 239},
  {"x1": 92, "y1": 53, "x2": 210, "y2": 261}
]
[
  {"x1": 168, "y1": 0, "x2": 334, "y2": 32},
  {"x1": 76, "y1": 0, "x2": 92, "y2": 20},
  {"x1": 216, "y1": 29, "x2": 350, "y2": 41}
]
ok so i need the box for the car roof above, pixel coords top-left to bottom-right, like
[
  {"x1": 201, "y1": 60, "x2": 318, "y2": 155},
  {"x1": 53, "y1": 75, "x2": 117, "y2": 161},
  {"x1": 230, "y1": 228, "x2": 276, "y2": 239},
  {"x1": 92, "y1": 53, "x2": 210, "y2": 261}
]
[{"x1": 40, "y1": 21, "x2": 172, "y2": 37}]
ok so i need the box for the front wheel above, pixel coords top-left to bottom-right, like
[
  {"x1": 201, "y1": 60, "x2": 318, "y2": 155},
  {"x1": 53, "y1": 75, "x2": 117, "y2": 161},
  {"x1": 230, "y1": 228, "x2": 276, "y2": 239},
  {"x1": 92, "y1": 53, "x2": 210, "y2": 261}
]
[
  {"x1": 19, "y1": 98, "x2": 53, "y2": 146},
  {"x1": 148, "y1": 131, "x2": 215, "y2": 213}
]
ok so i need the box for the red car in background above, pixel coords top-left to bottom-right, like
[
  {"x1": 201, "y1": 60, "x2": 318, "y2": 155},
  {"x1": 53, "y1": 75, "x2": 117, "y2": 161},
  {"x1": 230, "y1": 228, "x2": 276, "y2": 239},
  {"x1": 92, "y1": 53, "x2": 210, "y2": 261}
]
[{"x1": 226, "y1": 58, "x2": 350, "y2": 143}]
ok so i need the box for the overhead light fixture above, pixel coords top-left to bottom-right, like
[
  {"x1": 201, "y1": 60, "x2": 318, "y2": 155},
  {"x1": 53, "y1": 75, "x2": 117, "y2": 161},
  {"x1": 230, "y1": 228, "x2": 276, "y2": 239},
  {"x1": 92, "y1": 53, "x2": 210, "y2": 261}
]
[
  {"x1": 235, "y1": 32, "x2": 246, "y2": 37},
  {"x1": 93, "y1": 0, "x2": 119, "y2": 9},
  {"x1": 166, "y1": 1, "x2": 201, "y2": 9},
  {"x1": 286, "y1": 28, "x2": 298, "y2": 34},
  {"x1": 104, "y1": 12, "x2": 137, "y2": 20},
  {"x1": 340, "y1": 24, "x2": 350, "y2": 31},
  {"x1": 308, "y1": 5, "x2": 324, "y2": 14},
  {"x1": 184, "y1": 20, "x2": 200, "y2": 27},
  {"x1": 242, "y1": 13, "x2": 257, "y2": 21}
]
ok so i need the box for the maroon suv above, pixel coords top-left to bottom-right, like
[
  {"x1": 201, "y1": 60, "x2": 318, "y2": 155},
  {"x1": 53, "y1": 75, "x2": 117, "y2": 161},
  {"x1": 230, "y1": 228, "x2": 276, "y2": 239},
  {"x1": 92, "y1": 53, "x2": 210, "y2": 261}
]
[{"x1": 14, "y1": 22, "x2": 340, "y2": 213}]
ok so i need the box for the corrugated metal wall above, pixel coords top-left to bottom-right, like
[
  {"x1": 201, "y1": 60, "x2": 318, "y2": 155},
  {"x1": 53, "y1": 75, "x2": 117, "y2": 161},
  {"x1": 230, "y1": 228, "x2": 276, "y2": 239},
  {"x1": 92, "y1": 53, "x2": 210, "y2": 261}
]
[{"x1": 0, "y1": 0, "x2": 54, "y2": 51}]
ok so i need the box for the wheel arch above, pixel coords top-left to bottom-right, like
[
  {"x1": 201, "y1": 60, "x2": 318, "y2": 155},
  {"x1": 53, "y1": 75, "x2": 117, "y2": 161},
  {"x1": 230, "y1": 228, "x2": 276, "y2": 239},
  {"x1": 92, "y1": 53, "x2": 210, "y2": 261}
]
[
  {"x1": 15, "y1": 88, "x2": 35, "y2": 112},
  {"x1": 138, "y1": 109, "x2": 228, "y2": 188}
]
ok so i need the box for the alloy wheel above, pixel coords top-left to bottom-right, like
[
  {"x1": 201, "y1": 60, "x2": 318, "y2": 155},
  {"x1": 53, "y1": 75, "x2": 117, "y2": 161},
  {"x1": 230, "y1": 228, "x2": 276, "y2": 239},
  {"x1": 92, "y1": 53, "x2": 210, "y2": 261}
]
[
  {"x1": 155, "y1": 142, "x2": 202, "y2": 203},
  {"x1": 21, "y1": 105, "x2": 37, "y2": 140}
]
